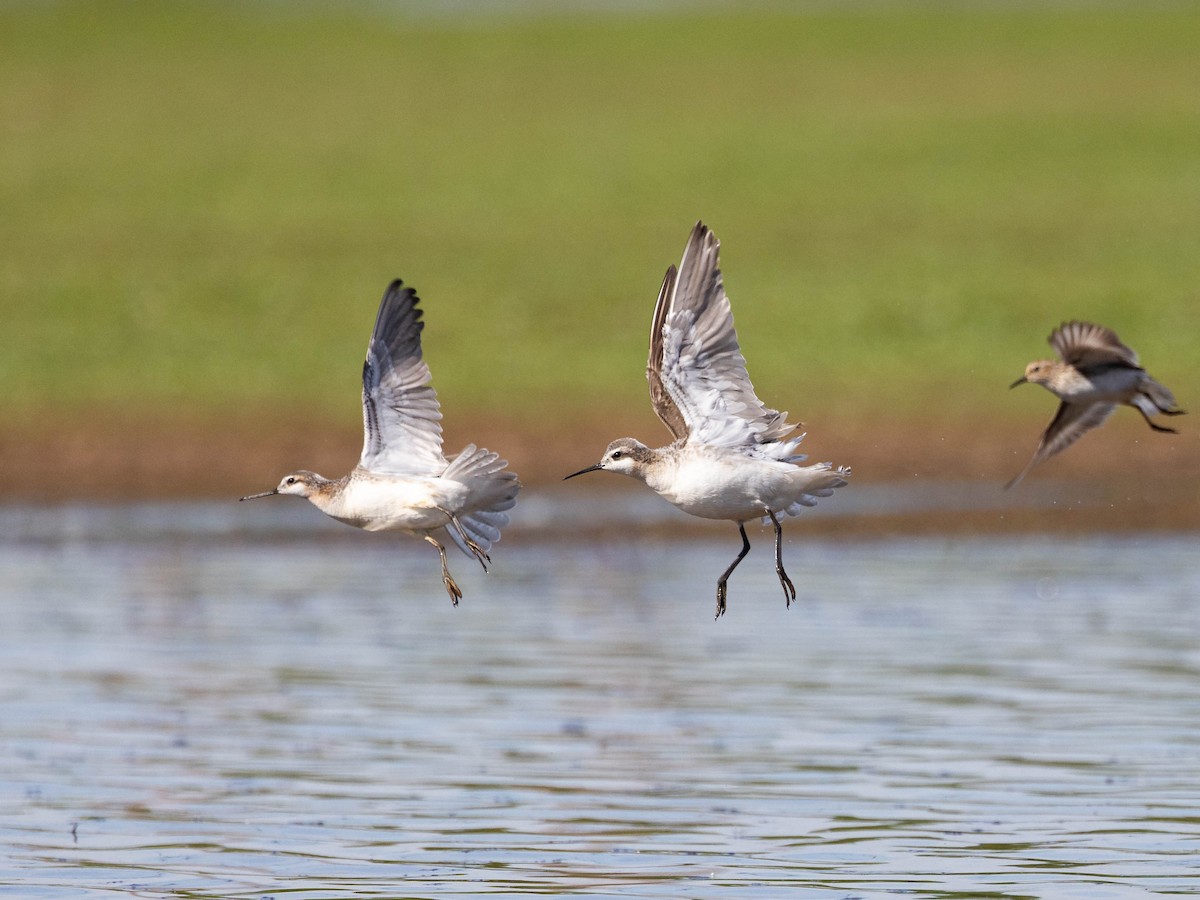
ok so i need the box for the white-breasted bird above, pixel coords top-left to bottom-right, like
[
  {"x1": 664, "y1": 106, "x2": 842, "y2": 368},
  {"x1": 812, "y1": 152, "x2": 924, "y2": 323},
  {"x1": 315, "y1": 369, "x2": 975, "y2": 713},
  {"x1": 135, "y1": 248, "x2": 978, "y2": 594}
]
[
  {"x1": 241, "y1": 279, "x2": 519, "y2": 605},
  {"x1": 1007, "y1": 320, "x2": 1184, "y2": 489},
  {"x1": 565, "y1": 221, "x2": 850, "y2": 618}
]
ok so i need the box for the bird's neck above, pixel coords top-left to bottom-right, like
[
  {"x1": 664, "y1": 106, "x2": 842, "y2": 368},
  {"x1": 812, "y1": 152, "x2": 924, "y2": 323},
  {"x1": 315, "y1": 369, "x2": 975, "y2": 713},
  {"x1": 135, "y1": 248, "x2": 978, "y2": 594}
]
[
  {"x1": 636, "y1": 449, "x2": 675, "y2": 494},
  {"x1": 303, "y1": 474, "x2": 345, "y2": 511}
]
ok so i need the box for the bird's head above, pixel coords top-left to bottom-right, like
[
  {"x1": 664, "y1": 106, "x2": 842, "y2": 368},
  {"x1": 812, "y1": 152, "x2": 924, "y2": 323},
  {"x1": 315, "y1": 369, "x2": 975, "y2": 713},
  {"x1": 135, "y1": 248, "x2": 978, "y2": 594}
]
[
  {"x1": 564, "y1": 438, "x2": 653, "y2": 480},
  {"x1": 240, "y1": 470, "x2": 324, "y2": 501},
  {"x1": 1011, "y1": 360, "x2": 1056, "y2": 389}
]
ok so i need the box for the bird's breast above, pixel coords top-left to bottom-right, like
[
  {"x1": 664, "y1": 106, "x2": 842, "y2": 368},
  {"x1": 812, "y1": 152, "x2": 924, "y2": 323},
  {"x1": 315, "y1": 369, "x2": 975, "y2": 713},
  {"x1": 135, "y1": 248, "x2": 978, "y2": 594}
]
[
  {"x1": 648, "y1": 450, "x2": 788, "y2": 521},
  {"x1": 316, "y1": 474, "x2": 468, "y2": 533}
]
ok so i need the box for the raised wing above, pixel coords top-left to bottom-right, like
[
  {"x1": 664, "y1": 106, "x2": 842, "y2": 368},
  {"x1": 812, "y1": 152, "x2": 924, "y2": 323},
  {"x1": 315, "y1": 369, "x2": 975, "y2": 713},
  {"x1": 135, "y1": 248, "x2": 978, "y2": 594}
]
[
  {"x1": 1050, "y1": 320, "x2": 1139, "y2": 371},
  {"x1": 359, "y1": 280, "x2": 446, "y2": 475},
  {"x1": 1005, "y1": 400, "x2": 1115, "y2": 490},
  {"x1": 646, "y1": 221, "x2": 795, "y2": 448},
  {"x1": 646, "y1": 265, "x2": 689, "y2": 441}
]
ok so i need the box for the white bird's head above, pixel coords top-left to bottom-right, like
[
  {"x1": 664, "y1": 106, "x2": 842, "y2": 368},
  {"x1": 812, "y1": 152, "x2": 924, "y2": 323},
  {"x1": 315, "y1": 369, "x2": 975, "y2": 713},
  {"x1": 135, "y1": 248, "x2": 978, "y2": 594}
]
[
  {"x1": 564, "y1": 438, "x2": 655, "y2": 481},
  {"x1": 240, "y1": 470, "x2": 325, "y2": 501}
]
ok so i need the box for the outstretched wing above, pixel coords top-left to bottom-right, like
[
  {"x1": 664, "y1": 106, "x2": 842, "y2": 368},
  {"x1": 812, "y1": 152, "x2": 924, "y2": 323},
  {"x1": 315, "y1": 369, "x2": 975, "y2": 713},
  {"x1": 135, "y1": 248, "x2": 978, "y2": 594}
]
[
  {"x1": 359, "y1": 279, "x2": 446, "y2": 475},
  {"x1": 646, "y1": 221, "x2": 795, "y2": 448},
  {"x1": 1006, "y1": 400, "x2": 1115, "y2": 490},
  {"x1": 1050, "y1": 321, "x2": 1139, "y2": 370},
  {"x1": 646, "y1": 265, "x2": 689, "y2": 441}
]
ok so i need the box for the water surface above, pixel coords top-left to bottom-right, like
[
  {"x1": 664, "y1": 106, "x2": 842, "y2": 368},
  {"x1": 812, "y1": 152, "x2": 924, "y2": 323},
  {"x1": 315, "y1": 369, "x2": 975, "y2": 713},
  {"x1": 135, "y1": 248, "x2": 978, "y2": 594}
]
[{"x1": 3, "y1": 502, "x2": 1199, "y2": 898}]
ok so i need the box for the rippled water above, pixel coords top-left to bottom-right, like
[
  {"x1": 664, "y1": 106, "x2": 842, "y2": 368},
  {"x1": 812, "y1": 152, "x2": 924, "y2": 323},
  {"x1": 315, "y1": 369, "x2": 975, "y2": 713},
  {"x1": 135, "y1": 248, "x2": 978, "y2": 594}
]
[{"x1": 3, "y1": 501, "x2": 1199, "y2": 898}]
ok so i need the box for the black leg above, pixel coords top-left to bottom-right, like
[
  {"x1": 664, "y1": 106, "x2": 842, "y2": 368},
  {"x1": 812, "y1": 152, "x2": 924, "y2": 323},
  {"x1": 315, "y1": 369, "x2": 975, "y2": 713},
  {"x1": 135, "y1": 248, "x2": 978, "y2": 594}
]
[
  {"x1": 768, "y1": 510, "x2": 797, "y2": 607},
  {"x1": 715, "y1": 523, "x2": 751, "y2": 619},
  {"x1": 1135, "y1": 405, "x2": 1178, "y2": 434},
  {"x1": 424, "y1": 535, "x2": 462, "y2": 606}
]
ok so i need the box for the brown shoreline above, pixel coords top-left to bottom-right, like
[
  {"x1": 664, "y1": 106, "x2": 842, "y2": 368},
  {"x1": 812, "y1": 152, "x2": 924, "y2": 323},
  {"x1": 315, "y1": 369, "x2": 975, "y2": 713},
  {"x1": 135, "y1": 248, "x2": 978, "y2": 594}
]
[{"x1": 3, "y1": 410, "x2": 1196, "y2": 533}]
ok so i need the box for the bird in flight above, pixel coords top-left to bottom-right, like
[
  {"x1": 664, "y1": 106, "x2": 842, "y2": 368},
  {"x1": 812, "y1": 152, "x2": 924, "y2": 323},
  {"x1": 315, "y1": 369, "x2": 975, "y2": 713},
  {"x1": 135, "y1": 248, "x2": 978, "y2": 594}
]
[
  {"x1": 566, "y1": 221, "x2": 849, "y2": 618},
  {"x1": 1007, "y1": 320, "x2": 1183, "y2": 489},
  {"x1": 242, "y1": 279, "x2": 519, "y2": 605}
]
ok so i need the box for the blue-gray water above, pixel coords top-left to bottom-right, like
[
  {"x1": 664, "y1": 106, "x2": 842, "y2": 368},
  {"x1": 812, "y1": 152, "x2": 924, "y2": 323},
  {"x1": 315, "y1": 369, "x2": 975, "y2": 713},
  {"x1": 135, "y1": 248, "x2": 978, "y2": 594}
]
[{"x1": 3, "y1": 500, "x2": 1199, "y2": 898}]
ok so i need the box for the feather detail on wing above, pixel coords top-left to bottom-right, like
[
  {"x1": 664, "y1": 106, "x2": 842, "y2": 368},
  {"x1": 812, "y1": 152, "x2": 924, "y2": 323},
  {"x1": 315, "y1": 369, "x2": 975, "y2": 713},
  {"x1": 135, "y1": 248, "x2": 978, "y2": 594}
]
[
  {"x1": 647, "y1": 265, "x2": 689, "y2": 442},
  {"x1": 646, "y1": 221, "x2": 796, "y2": 449},
  {"x1": 1005, "y1": 401, "x2": 1115, "y2": 490},
  {"x1": 359, "y1": 279, "x2": 446, "y2": 475},
  {"x1": 1050, "y1": 321, "x2": 1139, "y2": 370}
]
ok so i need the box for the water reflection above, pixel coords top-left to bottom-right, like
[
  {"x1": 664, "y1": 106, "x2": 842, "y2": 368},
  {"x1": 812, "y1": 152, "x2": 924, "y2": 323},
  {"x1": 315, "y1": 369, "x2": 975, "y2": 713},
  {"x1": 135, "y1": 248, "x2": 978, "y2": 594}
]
[{"x1": 2, "y1": 502, "x2": 1199, "y2": 897}]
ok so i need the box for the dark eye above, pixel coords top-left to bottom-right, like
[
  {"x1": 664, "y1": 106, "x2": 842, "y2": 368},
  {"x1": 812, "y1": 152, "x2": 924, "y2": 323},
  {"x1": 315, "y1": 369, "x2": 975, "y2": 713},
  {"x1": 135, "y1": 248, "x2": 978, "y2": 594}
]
[
  {"x1": 286, "y1": 476, "x2": 297, "y2": 485},
  {"x1": 612, "y1": 451, "x2": 623, "y2": 459}
]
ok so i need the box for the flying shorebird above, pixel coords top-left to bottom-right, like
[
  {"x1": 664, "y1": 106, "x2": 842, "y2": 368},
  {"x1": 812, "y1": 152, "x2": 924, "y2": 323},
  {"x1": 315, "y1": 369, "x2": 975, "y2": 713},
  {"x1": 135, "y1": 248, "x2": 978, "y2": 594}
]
[
  {"x1": 565, "y1": 221, "x2": 850, "y2": 618},
  {"x1": 241, "y1": 279, "x2": 519, "y2": 605},
  {"x1": 1007, "y1": 320, "x2": 1184, "y2": 489}
]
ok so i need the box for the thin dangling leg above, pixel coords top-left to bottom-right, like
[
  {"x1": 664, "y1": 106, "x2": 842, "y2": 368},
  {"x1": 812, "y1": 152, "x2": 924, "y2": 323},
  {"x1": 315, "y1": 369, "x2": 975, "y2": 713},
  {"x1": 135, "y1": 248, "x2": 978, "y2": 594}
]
[
  {"x1": 424, "y1": 534, "x2": 462, "y2": 606},
  {"x1": 715, "y1": 523, "x2": 751, "y2": 619},
  {"x1": 768, "y1": 510, "x2": 797, "y2": 607},
  {"x1": 443, "y1": 509, "x2": 490, "y2": 572},
  {"x1": 1148, "y1": 387, "x2": 1184, "y2": 416},
  {"x1": 1134, "y1": 404, "x2": 1178, "y2": 434}
]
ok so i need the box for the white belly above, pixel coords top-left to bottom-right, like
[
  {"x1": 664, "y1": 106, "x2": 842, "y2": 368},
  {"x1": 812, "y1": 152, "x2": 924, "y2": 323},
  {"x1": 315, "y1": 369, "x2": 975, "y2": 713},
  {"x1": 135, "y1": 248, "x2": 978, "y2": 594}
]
[
  {"x1": 318, "y1": 475, "x2": 469, "y2": 533},
  {"x1": 649, "y1": 452, "x2": 789, "y2": 521}
]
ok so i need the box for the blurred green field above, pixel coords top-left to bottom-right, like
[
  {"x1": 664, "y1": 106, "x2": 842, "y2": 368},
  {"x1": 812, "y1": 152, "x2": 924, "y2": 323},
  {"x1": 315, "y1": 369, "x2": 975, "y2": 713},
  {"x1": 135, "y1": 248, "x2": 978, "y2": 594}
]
[{"x1": 3, "y1": 1, "x2": 1198, "y2": 436}]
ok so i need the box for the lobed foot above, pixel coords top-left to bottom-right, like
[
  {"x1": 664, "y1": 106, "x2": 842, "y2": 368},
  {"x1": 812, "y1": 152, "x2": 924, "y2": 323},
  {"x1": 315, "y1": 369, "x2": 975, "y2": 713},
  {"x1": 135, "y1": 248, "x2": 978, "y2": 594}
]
[
  {"x1": 442, "y1": 574, "x2": 463, "y2": 607},
  {"x1": 466, "y1": 539, "x2": 491, "y2": 571},
  {"x1": 767, "y1": 510, "x2": 797, "y2": 608},
  {"x1": 446, "y1": 511, "x2": 491, "y2": 572},
  {"x1": 778, "y1": 569, "x2": 797, "y2": 608},
  {"x1": 713, "y1": 523, "x2": 751, "y2": 620},
  {"x1": 425, "y1": 533, "x2": 463, "y2": 607}
]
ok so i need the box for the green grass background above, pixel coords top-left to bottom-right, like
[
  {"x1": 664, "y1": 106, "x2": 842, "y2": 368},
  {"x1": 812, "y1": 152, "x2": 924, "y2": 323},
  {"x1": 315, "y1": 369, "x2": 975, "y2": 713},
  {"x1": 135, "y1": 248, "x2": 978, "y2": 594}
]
[{"x1": 3, "y1": 1, "x2": 1198, "y2": 434}]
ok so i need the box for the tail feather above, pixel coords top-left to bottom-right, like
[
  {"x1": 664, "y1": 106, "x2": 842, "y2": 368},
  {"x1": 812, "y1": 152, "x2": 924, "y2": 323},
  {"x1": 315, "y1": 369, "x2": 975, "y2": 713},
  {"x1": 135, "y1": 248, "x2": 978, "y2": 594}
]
[
  {"x1": 445, "y1": 507, "x2": 512, "y2": 560},
  {"x1": 1142, "y1": 377, "x2": 1182, "y2": 414},
  {"x1": 442, "y1": 444, "x2": 520, "y2": 559},
  {"x1": 459, "y1": 508, "x2": 506, "y2": 547},
  {"x1": 443, "y1": 443, "x2": 512, "y2": 483},
  {"x1": 761, "y1": 432, "x2": 809, "y2": 464},
  {"x1": 775, "y1": 464, "x2": 851, "y2": 519}
]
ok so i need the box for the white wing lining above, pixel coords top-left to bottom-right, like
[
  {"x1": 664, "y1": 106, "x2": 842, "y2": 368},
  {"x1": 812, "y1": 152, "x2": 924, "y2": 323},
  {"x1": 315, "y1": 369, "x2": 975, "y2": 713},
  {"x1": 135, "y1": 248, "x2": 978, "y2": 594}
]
[
  {"x1": 651, "y1": 221, "x2": 796, "y2": 448},
  {"x1": 359, "y1": 279, "x2": 447, "y2": 475}
]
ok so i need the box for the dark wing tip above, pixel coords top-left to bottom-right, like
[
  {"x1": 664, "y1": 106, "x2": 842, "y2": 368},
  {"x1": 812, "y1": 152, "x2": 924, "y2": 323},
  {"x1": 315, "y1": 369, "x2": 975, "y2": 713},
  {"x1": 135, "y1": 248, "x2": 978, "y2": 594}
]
[
  {"x1": 660, "y1": 263, "x2": 679, "y2": 295},
  {"x1": 1048, "y1": 320, "x2": 1075, "y2": 349},
  {"x1": 688, "y1": 219, "x2": 716, "y2": 251},
  {"x1": 1051, "y1": 318, "x2": 1120, "y2": 345},
  {"x1": 649, "y1": 264, "x2": 679, "y2": 347},
  {"x1": 364, "y1": 277, "x2": 427, "y2": 397},
  {"x1": 381, "y1": 277, "x2": 422, "y2": 313},
  {"x1": 374, "y1": 277, "x2": 425, "y2": 339}
]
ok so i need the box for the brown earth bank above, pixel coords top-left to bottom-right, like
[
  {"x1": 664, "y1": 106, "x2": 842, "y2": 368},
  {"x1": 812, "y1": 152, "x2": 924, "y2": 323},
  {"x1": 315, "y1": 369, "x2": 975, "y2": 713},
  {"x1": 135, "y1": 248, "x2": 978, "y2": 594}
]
[{"x1": 2, "y1": 409, "x2": 1197, "y2": 534}]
